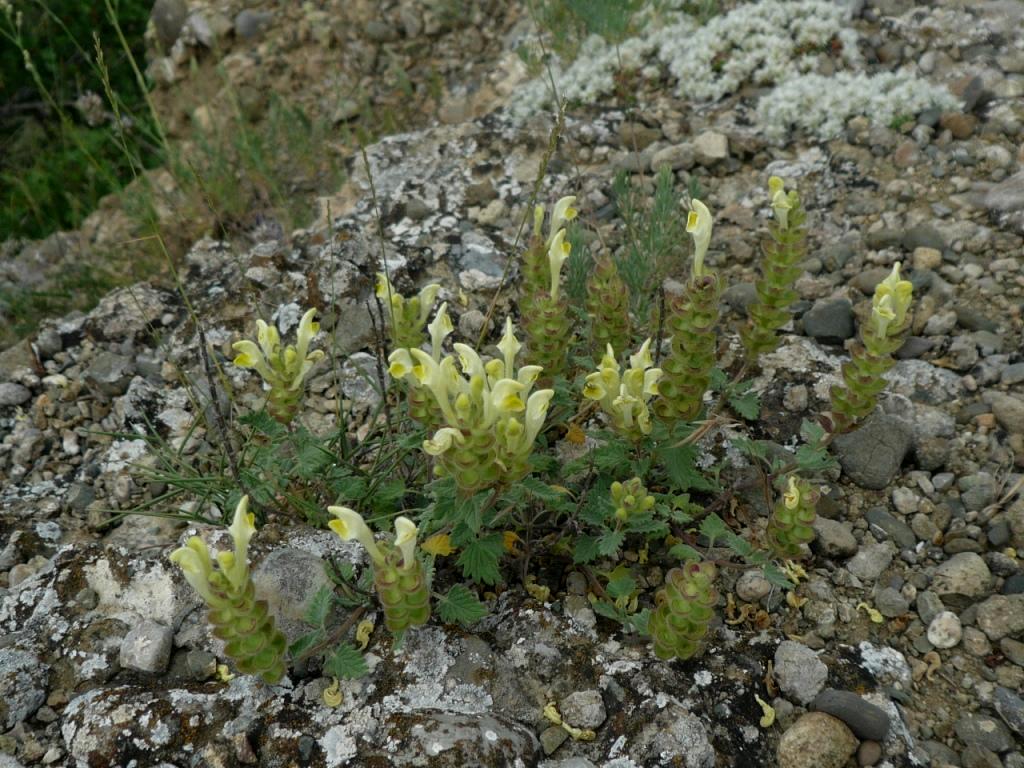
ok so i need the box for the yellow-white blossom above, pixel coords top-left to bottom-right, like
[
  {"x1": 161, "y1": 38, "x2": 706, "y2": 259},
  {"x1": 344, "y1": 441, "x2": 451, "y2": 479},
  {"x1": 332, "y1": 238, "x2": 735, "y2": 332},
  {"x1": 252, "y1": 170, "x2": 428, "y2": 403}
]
[
  {"x1": 686, "y1": 199, "x2": 714, "y2": 279},
  {"x1": 583, "y1": 339, "x2": 662, "y2": 439}
]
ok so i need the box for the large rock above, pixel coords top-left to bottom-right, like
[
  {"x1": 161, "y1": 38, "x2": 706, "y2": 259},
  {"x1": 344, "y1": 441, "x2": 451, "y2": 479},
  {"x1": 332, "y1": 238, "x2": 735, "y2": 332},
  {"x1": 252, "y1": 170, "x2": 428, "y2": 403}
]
[
  {"x1": 632, "y1": 704, "x2": 716, "y2": 768},
  {"x1": 151, "y1": 0, "x2": 188, "y2": 48},
  {"x1": 777, "y1": 712, "x2": 858, "y2": 768},
  {"x1": 976, "y1": 595, "x2": 1024, "y2": 641},
  {"x1": 803, "y1": 298, "x2": 855, "y2": 343},
  {"x1": 775, "y1": 641, "x2": 828, "y2": 705},
  {"x1": 251, "y1": 547, "x2": 336, "y2": 644},
  {"x1": 812, "y1": 689, "x2": 890, "y2": 741},
  {"x1": 0, "y1": 648, "x2": 48, "y2": 730},
  {"x1": 833, "y1": 416, "x2": 913, "y2": 489},
  {"x1": 983, "y1": 170, "x2": 1024, "y2": 213},
  {"x1": 983, "y1": 392, "x2": 1024, "y2": 434},
  {"x1": 931, "y1": 553, "x2": 993, "y2": 602}
]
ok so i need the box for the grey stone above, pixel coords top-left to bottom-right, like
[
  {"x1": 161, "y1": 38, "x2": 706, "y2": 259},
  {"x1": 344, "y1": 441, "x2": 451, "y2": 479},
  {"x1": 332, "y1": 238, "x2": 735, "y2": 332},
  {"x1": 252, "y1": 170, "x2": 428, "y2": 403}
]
[
  {"x1": 857, "y1": 740, "x2": 882, "y2": 767},
  {"x1": 983, "y1": 170, "x2": 1024, "y2": 213},
  {"x1": 560, "y1": 690, "x2": 606, "y2": 729},
  {"x1": 802, "y1": 298, "x2": 855, "y2": 343},
  {"x1": 736, "y1": 570, "x2": 772, "y2": 602},
  {"x1": 634, "y1": 704, "x2": 715, "y2": 768},
  {"x1": 151, "y1": 0, "x2": 188, "y2": 48},
  {"x1": 976, "y1": 594, "x2": 1024, "y2": 640},
  {"x1": 234, "y1": 9, "x2": 273, "y2": 39},
  {"x1": 983, "y1": 392, "x2": 1024, "y2": 434},
  {"x1": 811, "y1": 518, "x2": 858, "y2": 559},
  {"x1": 119, "y1": 620, "x2": 173, "y2": 673},
  {"x1": 721, "y1": 283, "x2": 759, "y2": 315},
  {"x1": 926, "y1": 611, "x2": 962, "y2": 649},
  {"x1": 85, "y1": 352, "x2": 136, "y2": 398},
  {"x1": 0, "y1": 382, "x2": 31, "y2": 406},
  {"x1": 994, "y1": 686, "x2": 1024, "y2": 737},
  {"x1": 962, "y1": 746, "x2": 1003, "y2": 768},
  {"x1": 1004, "y1": 573, "x2": 1024, "y2": 595},
  {"x1": 540, "y1": 726, "x2": 569, "y2": 755},
  {"x1": 777, "y1": 712, "x2": 858, "y2": 768},
  {"x1": 833, "y1": 416, "x2": 913, "y2": 490},
  {"x1": 1009, "y1": 499, "x2": 1024, "y2": 550},
  {"x1": 902, "y1": 224, "x2": 946, "y2": 252},
  {"x1": 932, "y1": 553, "x2": 993, "y2": 600},
  {"x1": 364, "y1": 20, "x2": 399, "y2": 42},
  {"x1": 874, "y1": 587, "x2": 909, "y2": 617},
  {"x1": 692, "y1": 131, "x2": 729, "y2": 165},
  {"x1": 846, "y1": 541, "x2": 894, "y2": 582},
  {"x1": 955, "y1": 712, "x2": 1014, "y2": 753},
  {"x1": 398, "y1": 712, "x2": 539, "y2": 764},
  {"x1": 916, "y1": 590, "x2": 946, "y2": 624},
  {"x1": 956, "y1": 306, "x2": 999, "y2": 333},
  {"x1": 0, "y1": 648, "x2": 48, "y2": 730},
  {"x1": 251, "y1": 547, "x2": 334, "y2": 644},
  {"x1": 959, "y1": 473, "x2": 997, "y2": 511},
  {"x1": 1001, "y1": 362, "x2": 1024, "y2": 385},
  {"x1": 338, "y1": 352, "x2": 382, "y2": 410},
  {"x1": 865, "y1": 508, "x2": 916, "y2": 551},
  {"x1": 811, "y1": 689, "x2": 890, "y2": 741},
  {"x1": 185, "y1": 650, "x2": 217, "y2": 681},
  {"x1": 774, "y1": 641, "x2": 828, "y2": 705},
  {"x1": 650, "y1": 143, "x2": 696, "y2": 172}
]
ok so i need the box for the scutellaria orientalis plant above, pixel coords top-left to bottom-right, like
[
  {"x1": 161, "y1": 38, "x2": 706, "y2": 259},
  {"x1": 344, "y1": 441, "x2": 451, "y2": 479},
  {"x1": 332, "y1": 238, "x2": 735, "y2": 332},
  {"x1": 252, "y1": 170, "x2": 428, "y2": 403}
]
[
  {"x1": 165, "y1": 174, "x2": 914, "y2": 679},
  {"x1": 170, "y1": 496, "x2": 287, "y2": 683}
]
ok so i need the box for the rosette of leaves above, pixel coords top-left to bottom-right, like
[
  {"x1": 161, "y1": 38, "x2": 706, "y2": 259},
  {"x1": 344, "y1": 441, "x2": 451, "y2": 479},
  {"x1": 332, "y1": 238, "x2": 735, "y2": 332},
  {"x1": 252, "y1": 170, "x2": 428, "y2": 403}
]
[
  {"x1": 766, "y1": 476, "x2": 819, "y2": 559},
  {"x1": 586, "y1": 256, "x2": 631, "y2": 357},
  {"x1": 648, "y1": 561, "x2": 718, "y2": 661},
  {"x1": 740, "y1": 177, "x2": 806, "y2": 362},
  {"x1": 829, "y1": 263, "x2": 913, "y2": 432},
  {"x1": 170, "y1": 496, "x2": 287, "y2": 683},
  {"x1": 655, "y1": 199, "x2": 720, "y2": 422}
]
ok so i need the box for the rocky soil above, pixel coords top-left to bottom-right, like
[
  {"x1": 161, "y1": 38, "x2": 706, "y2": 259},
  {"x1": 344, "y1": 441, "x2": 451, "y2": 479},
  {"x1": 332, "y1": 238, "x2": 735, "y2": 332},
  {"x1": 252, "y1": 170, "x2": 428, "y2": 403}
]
[{"x1": 2, "y1": 0, "x2": 1024, "y2": 767}]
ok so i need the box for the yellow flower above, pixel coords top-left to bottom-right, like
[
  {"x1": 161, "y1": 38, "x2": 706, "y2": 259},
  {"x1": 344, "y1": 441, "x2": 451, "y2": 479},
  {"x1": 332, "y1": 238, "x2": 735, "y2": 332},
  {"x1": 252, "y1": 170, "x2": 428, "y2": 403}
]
[
  {"x1": 547, "y1": 228, "x2": 572, "y2": 300},
  {"x1": 549, "y1": 196, "x2": 578, "y2": 243},
  {"x1": 873, "y1": 262, "x2": 913, "y2": 327},
  {"x1": 393, "y1": 517, "x2": 418, "y2": 568},
  {"x1": 783, "y1": 476, "x2": 800, "y2": 510},
  {"x1": 871, "y1": 294, "x2": 897, "y2": 338},
  {"x1": 328, "y1": 506, "x2": 384, "y2": 564},
  {"x1": 768, "y1": 176, "x2": 792, "y2": 230},
  {"x1": 686, "y1": 199, "x2": 713, "y2": 279}
]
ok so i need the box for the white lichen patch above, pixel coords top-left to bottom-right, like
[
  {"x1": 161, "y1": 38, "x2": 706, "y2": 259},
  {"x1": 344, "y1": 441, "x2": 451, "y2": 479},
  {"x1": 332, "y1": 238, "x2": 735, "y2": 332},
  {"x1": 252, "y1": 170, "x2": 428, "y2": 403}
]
[
  {"x1": 84, "y1": 556, "x2": 189, "y2": 627},
  {"x1": 511, "y1": 0, "x2": 955, "y2": 139},
  {"x1": 758, "y1": 71, "x2": 960, "y2": 141},
  {"x1": 858, "y1": 642, "x2": 912, "y2": 689},
  {"x1": 100, "y1": 438, "x2": 149, "y2": 474}
]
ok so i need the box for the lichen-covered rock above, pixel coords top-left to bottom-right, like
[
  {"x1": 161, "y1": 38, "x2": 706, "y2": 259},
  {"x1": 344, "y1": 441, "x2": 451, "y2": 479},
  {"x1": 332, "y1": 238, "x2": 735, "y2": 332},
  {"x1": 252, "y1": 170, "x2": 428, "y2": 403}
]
[{"x1": 0, "y1": 647, "x2": 49, "y2": 730}]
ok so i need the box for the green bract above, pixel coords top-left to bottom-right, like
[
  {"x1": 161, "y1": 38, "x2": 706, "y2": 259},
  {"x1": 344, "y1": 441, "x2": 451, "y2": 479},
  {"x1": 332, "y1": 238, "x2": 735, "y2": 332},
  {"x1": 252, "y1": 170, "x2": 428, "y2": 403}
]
[
  {"x1": 232, "y1": 308, "x2": 324, "y2": 424},
  {"x1": 829, "y1": 262, "x2": 914, "y2": 432},
  {"x1": 610, "y1": 477, "x2": 656, "y2": 522},
  {"x1": 741, "y1": 176, "x2": 807, "y2": 361},
  {"x1": 377, "y1": 273, "x2": 441, "y2": 350},
  {"x1": 649, "y1": 561, "x2": 718, "y2": 661},
  {"x1": 169, "y1": 496, "x2": 287, "y2": 684},
  {"x1": 766, "y1": 475, "x2": 819, "y2": 559},
  {"x1": 586, "y1": 255, "x2": 631, "y2": 358},
  {"x1": 328, "y1": 507, "x2": 430, "y2": 634},
  {"x1": 656, "y1": 198, "x2": 720, "y2": 422}
]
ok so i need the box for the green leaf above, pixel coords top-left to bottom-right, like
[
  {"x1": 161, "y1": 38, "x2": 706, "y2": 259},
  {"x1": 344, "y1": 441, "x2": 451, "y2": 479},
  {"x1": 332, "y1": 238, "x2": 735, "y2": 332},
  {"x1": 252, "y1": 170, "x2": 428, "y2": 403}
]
[
  {"x1": 762, "y1": 563, "x2": 794, "y2": 590},
  {"x1": 436, "y1": 584, "x2": 488, "y2": 626},
  {"x1": 591, "y1": 599, "x2": 623, "y2": 622},
  {"x1": 456, "y1": 533, "x2": 504, "y2": 585},
  {"x1": 699, "y1": 513, "x2": 729, "y2": 548},
  {"x1": 288, "y1": 630, "x2": 323, "y2": 659},
  {"x1": 303, "y1": 585, "x2": 335, "y2": 627},
  {"x1": 626, "y1": 608, "x2": 650, "y2": 635},
  {"x1": 708, "y1": 367, "x2": 729, "y2": 391},
  {"x1": 239, "y1": 410, "x2": 286, "y2": 438},
  {"x1": 800, "y1": 418, "x2": 826, "y2": 446},
  {"x1": 597, "y1": 528, "x2": 625, "y2": 557},
  {"x1": 668, "y1": 543, "x2": 703, "y2": 562},
  {"x1": 606, "y1": 574, "x2": 636, "y2": 599},
  {"x1": 728, "y1": 389, "x2": 761, "y2": 420},
  {"x1": 660, "y1": 442, "x2": 716, "y2": 493},
  {"x1": 324, "y1": 644, "x2": 369, "y2": 680},
  {"x1": 573, "y1": 534, "x2": 601, "y2": 564}
]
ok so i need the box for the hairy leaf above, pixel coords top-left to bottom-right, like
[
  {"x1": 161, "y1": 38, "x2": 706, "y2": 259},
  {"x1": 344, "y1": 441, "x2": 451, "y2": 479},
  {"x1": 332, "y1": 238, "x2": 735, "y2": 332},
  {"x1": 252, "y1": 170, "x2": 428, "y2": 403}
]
[
  {"x1": 436, "y1": 584, "x2": 488, "y2": 626},
  {"x1": 456, "y1": 534, "x2": 504, "y2": 585},
  {"x1": 324, "y1": 644, "x2": 369, "y2": 680}
]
